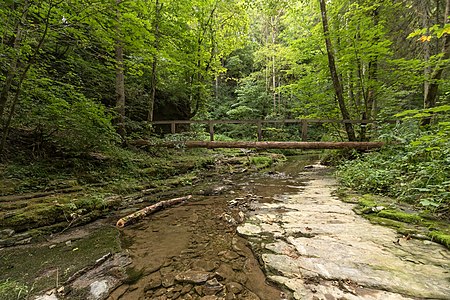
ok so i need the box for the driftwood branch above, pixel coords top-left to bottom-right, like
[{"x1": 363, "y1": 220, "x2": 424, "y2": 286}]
[{"x1": 116, "y1": 195, "x2": 192, "y2": 228}]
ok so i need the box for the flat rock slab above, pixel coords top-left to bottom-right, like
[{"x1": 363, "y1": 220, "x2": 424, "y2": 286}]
[{"x1": 238, "y1": 171, "x2": 450, "y2": 300}]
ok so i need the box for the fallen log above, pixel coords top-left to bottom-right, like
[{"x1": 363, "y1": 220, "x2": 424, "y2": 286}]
[
  {"x1": 116, "y1": 195, "x2": 192, "y2": 228},
  {"x1": 131, "y1": 140, "x2": 386, "y2": 150}
]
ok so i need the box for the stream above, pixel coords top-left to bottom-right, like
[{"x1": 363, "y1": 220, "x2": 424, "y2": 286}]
[{"x1": 90, "y1": 155, "x2": 449, "y2": 300}]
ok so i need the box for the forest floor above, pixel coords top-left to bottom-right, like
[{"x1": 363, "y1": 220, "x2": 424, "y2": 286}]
[{"x1": 1, "y1": 150, "x2": 450, "y2": 300}]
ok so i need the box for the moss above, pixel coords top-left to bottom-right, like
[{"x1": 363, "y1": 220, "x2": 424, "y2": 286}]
[
  {"x1": 123, "y1": 267, "x2": 144, "y2": 284},
  {"x1": 364, "y1": 214, "x2": 418, "y2": 236},
  {"x1": 358, "y1": 195, "x2": 379, "y2": 208},
  {"x1": 429, "y1": 231, "x2": 450, "y2": 248},
  {"x1": 377, "y1": 210, "x2": 422, "y2": 224},
  {"x1": 338, "y1": 192, "x2": 450, "y2": 250},
  {"x1": 0, "y1": 226, "x2": 121, "y2": 295}
]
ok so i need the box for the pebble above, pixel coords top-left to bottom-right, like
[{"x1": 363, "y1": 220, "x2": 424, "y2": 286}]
[
  {"x1": 226, "y1": 282, "x2": 243, "y2": 294},
  {"x1": 0, "y1": 229, "x2": 15, "y2": 238},
  {"x1": 203, "y1": 278, "x2": 223, "y2": 295},
  {"x1": 175, "y1": 270, "x2": 211, "y2": 284}
]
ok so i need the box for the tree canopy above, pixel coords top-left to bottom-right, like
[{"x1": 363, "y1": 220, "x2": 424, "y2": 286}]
[{"x1": 1, "y1": 0, "x2": 449, "y2": 155}]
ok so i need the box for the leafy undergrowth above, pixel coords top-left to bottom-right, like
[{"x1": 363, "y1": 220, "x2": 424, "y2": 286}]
[
  {"x1": 338, "y1": 191, "x2": 450, "y2": 249},
  {"x1": 336, "y1": 118, "x2": 450, "y2": 220}
]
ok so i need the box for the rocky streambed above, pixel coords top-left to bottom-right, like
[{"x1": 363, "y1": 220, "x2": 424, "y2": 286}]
[
  {"x1": 107, "y1": 193, "x2": 286, "y2": 300},
  {"x1": 237, "y1": 165, "x2": 450, "y2": 300},
  {"x1": 22, "y1": 154, "x2": 450, "y2": 300}
]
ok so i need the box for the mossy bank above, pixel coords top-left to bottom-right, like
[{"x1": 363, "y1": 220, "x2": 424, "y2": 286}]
[{"x1": 0, "y1": 147, "x2": 286, "y2": 299}]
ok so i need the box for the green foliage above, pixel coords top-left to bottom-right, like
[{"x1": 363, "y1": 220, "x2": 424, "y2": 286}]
[
  {"x1": 18, "y1": 79, "x2": 119, "y2": 154},
  {"x1": 249, "y1": 156, "x2": 273, "y2": 169},
  {"x1": 0, "y1": 280, "x2": 30, "y2": 300},
  {"x1": 337, "y1": 115, "x2": 450, "y2": 217}
]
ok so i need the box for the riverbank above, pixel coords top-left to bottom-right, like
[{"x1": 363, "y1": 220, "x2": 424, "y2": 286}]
[
  {"x1": 0, "y1": 148, "x2": 287, "y2": 299},
  {"x1": 237, "y1": 162, "x2": 450, "y2": 299}
]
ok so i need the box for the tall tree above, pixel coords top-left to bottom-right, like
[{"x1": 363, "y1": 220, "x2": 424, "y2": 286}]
[
  {"x1": 115, "y1": 0, "x2": 126, "y2": 139},
  {"x1": 319, "y1": 0, "x2": 356, "y2": 141},
  {"x1": 148, "y1": 0, "x2": 163, "y2": 122},
  {"x1": 423, "y1": 0, "x2": 450, "y2": 124}
]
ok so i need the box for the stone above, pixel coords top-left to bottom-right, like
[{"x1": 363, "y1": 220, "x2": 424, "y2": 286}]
[
  {"x1": 236, "y1": 223, "x2": 261, "y2": 237},
  {"x1": 194, "y1": 285, "x2": 203, "y2": 296},
  {"x1": 173, "y1": 284, "x2": 183, "y2": 292},
  {"x1": 214, "y1": 264, "x2": 235, "y2": 281},
  {"x1": 221, "y1": 251, "x2": 240, "y2": 261},
  {"x1": 34, "y1": 294, "x2": 59, "y2": 300},
  {"x1": 203, "y1": 278, "x2": 224, "y2": 295},
  {"x1": 144, "y1": 273, "x2": 162, "y2": 291},
  {"x1": 15, "y1": 237, "x2": 32, "y2": 245},
  {"x1": 225, "y1": 292, "x2": 236, "y2": 300},
  {"x1": 243, "y1": 291, "x2": 260, "y2": 300},
  {"x1": 154, "y1": 288, "x2": 167, "y2": 297},
  {"x1": 0, "y1": 229, "x2": 14, "y2": 238},
  {"x1": 225, "y1": 282, "x2": 243, "y2": 294},
  {"x1": 181, "y1": 284, "x2": 193, "y2": 294},
  {"x1": 160, "y1": 266, "x2": 174, "y2": 275},
  {"x1": 162, "y1": 274, "x2": 175, "y2": 287},
  {"x1": 191, "y1": 259, "x2": 218, "y2": 272},
  {"x1": 175, "y1": 271, "x2": 211, "y2": 284},
  {"x1": 89, "y1": 280, "x2": 109, "y2": 299},
  {"x1": 200, "y1": 296, "x2": 219, "y2": 300},
  {"x1": 239, "y1": 171, "x2": 450, "y2": 299},
  {"x1": 183, "y1": 294, "x2": 194, "y2": 300}
]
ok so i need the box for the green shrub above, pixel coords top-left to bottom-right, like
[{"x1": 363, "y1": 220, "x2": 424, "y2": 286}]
[{"x1": 337, "y1": 114, "x2": 450, "y2": 217}]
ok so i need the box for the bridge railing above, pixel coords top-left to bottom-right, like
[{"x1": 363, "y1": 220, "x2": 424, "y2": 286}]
[{"x1": 149, "y1": 119, "x2": 399, "y2": 142}]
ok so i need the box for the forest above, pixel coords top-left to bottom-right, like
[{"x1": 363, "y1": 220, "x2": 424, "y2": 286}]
[
  {"x1": 1, "y1": 0, "x2": 450, "y2": 220},
  {"x1": 1, "y1": 0, "x2": 450, "y2": 298}
]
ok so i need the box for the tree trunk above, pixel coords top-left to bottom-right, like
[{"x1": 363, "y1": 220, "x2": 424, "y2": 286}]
[
  {"x1": 271, "y1": 16, "x2": 277, "y2": 113},
  {"x1": 319, "y1": 0, "x2": 356, "y2": 141},
  {"x1": 422, "y1": 0, "x2": 450, "y2": 125},
  {"x1": 0, "y1": 0, "x2": 52, "y2": 159},
  {"x1": 115, "y1": 0, "x2": 126, "y2": 138},
  {"x1": 0, "y1": 1, "x2": 30, "y2": 120},
  {"x1": 422, "y1": 0, "x2": 432, "y2": 105},
  {"x1": 365, "y1": 8, "x2": 379, "y2": 121},
  {"x1": 148, "y1": 0, "x2": 163, "y2": 123}
]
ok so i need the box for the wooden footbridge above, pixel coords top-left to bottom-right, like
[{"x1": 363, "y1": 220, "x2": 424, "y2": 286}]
[{"x1": 133, "y1": 119, "x2": 396, "y2": 150}]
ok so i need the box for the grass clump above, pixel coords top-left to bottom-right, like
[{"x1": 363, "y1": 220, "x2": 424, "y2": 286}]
[
  {"x1": 0, "y1": 280, "x2": 30, "y2": 300},
  {"x1": 249, "y1": 156, "x2": 273, "y2": 169}
]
